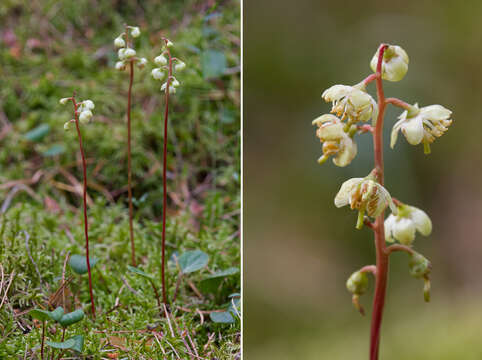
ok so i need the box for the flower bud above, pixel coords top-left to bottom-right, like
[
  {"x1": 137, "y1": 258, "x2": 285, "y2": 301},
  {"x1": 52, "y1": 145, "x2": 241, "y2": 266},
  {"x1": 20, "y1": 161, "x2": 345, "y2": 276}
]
[
  {"x1": 166, "y1": 40, "x2": 174, "y2": 47},
  {"x1": 408, "y1": 253, "x2": 431, "y2": 279},
  {"x1": 130, "y1": 26, "x2": 140, "y2": 38},
  {"x1": 154, "y1": 54, "x2": 167, "y2": 66},
  {"x1": 114, "y1": 36, "x2": 125, "y2": 48},
  {"x1": 137, "y1": 57, "x2": 147, "y2": 69},
  {"x1": 59, "y1": 97, "x2": 70, "y2": 105},
  {"x1": 175, "y1": 60, "x2": 186, "y2": 72},
  {"x1": 346, "y1": 271, "x2": 369, "y2": 295},
  {"x1": 370, "y1": 44, "x2": 409, "y2": 82},
  {"x1": 123, "y1": 48, "x2": 136, "y2": 59},
  {"x1": 64, "y1": 121, "x2": 71, "y2": 131},
  {"x1": 171, "y1": 78, "x2": 180, "y2": 87},
  {"x1": 79, "y1": 110, "x2": 93, "y2": 124},
  {"x1": 115, "y1": 61, "x2": 126, "y2": 71},
  {"x1": 151, "y1": 68, "x2": 165, "y2": 80}
]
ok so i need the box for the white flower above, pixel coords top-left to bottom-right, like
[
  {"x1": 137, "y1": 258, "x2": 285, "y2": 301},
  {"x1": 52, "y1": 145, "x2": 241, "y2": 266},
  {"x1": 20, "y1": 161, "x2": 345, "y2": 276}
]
[
  {"x1": 322, "y1": 84, "x2": 378, "y2": 124},
  {"x1": 130, "y1": 26, "x2": 140, "y2": 38},
  {"x1": 385, "y1": 204, "x2": 432, "y2": 245},
  {"x1": 312, "y1": 114, "x2": 357, "y2": 167},
  {"x1": 59, "y1": 97, "x2": 70, "y2": 105},
  {"x1": 391, "y1": 104, "x2": 452, "y2": 153},
  {"x1": 171, "y1": 78, "x2": 180, "y2": 87},
  {"x1": 166, "y1": 40, "x2": 174, "y2": 48},
  {"x1": 137, "y1": 57, "x2": 147, "y2": 69},
  {"x1": 79, "y1": 110, "x2": 93, "y2": 124},
  {"x1": 161, "y1": 82, "x2": 176, "y2": 94},
  {"x1": 118, "y1": 48, "x2": 126, "y2": 60},
  {"x1": 115, "y1": 61, "x2": 126, "y2": 71},
  {"x1": 154, "y1": 54, "x2": 167, "y2": 66},
  {"x1": 151, "y1": 68, "x2": 165, "y2": 80},
  {"x1": 114, "y1": 36, "x2": 125, "y2": 48},
  {"x1": 370, "y1": 44, "x2": 409, "y2": 82},
  {"x1": 123, "y1": 48, "x2": 136, "y2": 59},
  {"x1": 82, "y1": 100, "x2": 95, "y2": 110},
  {"x1": 64, "y1": 121, "x2": 71, "y2": 130},
  {"x1": 335, "y1": 176, "x2": 396, "y2": 220},
  {"x1": 175, "y1": 60, "x2": 186, "y2": 72}
]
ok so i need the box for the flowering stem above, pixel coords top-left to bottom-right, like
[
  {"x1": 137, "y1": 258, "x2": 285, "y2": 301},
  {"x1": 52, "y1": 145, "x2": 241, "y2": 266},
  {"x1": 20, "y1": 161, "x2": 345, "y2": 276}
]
[
  {"x1": 72, "y1": 97, "x2": 96, "y2": 319},
  {"x1": 363, "y1": 73, "x2": 377, "y2": 86},
  {"x1": 40, "y1": 320, "x2": 45, "y2": 360},
  {"x1": 385, "y1": 244, "x2": 415, "y2": 256},
  {"x1": 370, "y1": 44, "x2": 388, "y2": 360},
  {"x1": 360, "y1": 265, "x2": 377, "y2": 276},
  {"x1": 385, "y1": 97, "x2": 412, "y2": 111},
  {"x1": 160, "y1": 40, "x2": 173, "y2": 306},
  {"x1": 125, "y1": 25, "x2": 136, "y2": 267}
]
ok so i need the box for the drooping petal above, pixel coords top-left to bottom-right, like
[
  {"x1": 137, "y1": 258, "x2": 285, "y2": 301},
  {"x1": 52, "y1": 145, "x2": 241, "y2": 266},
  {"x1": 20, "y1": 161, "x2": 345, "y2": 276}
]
[
  {"x1": 333, "y1": 136, "x2": 357, "y2": 167},
  {"x1": 317, "y1": 122, "x2": 345, "y2": 141},
  {"x1": 334, "y1": 178, "x2": 363, "y2": 208},
  {"x1": 322, "y1": 85, "x2": 351, "y2": 102},
  {"x1": 409, "y1": 206, "x2": 432, "y2": 236},
  {"x1": 390, "y1": 116, "x2": 406, "y2": 148},
  {"x1": 401, "y1": 116, "x2": 424, "y2": 145},
  {"x1": 392, "y1": 217, "x2": 416, "y2": 245},
  {"x1": 384, "y1": 214, "x2": 396, "y2": 243},
  {"x1": 420, "y1": 105, "x2": 451, "y2": 121}
]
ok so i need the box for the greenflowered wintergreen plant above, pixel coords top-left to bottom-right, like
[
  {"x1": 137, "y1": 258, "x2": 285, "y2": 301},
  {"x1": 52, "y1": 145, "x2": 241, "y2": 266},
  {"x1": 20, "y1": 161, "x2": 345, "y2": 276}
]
[
  {"x1": 150, "y1": 36, "x2": 185, "y2": 305},
  {"x1": 312, "y1": 44, "x2": 453, "y2": 360},
  {"x1": 114, "y1": 25, "x2": 147, "y2": 267},
  {"x1": 60, "y1": 94, "x2": 96, "y2": 319}
]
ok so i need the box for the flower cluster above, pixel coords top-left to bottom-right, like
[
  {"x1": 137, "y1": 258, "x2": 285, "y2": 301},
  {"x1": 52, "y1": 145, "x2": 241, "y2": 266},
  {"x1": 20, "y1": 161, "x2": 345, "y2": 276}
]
[
  {"x1": 150, "y1": 39, "x2": 186, "y2": 94},
  {"x1": 60, "y1": 97, "x2": 95, "y2": 129},
  {"x1": 114, "y1": 26, "x2": 147, "y2": 71}
]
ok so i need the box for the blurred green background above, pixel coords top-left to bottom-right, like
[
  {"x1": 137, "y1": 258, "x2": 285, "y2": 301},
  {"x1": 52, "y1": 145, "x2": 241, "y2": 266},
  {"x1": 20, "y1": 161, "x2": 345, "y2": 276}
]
[{"x1": 244, "y1": 1, "x2": 482, "y2": 359}]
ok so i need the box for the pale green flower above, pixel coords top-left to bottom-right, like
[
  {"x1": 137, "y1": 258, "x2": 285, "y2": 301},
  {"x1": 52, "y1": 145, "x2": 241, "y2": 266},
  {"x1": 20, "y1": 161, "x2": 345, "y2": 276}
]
[{"x1": 385, "y1": 204, "x2": 432, "y2": 245}]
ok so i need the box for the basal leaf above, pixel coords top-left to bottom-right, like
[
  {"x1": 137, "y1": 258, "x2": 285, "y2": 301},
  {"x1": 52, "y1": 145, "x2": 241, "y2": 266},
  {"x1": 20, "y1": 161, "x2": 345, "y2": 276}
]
[
  {"x1": 49, "y1": 307, "x2": 64, "y2": 322},
  {"x1": 70, "y1": 335, "x2": 84, "y2": 353},
  {"x1": 59, "y1": 309, "x2": 84, "y2": 327},
  {"x1": 210, "y1": 311, "x2": 234, "y2": 324},
  {"x1": 46, "y1": 338, "x2": 76, "y2": 349},
  {"x1": 69, "y1": 254, "x2": 99, "y2": 275},
  {"x1": 205, "y1": 267, "x2": 239, "y2": 279},
  {"x1": 29, "y1": 309, "x2": 51, "y2": 322},
  {"x1": 24, "y1": 124, "x2": 50, "y2": 141},
  {"x1": 178, "y1": 250, "x2": 209, "y2": 274}
]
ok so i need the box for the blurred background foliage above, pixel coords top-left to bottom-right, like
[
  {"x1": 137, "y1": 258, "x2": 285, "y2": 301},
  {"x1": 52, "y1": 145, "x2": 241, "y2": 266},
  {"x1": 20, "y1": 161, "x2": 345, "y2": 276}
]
[{"x1": 244, "y1": 0, "x2": 482, "y2": 359}]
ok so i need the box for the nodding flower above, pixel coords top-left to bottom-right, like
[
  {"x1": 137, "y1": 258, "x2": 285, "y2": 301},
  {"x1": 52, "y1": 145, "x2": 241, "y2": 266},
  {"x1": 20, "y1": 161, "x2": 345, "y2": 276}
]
[
  {"x1": 312, "y1": 114, "x2": 357, "y2": 167},
  {"x1": 391, "y1": 103, "x2": 453, "y2": 154},
  {"x1": 385, "y1": 203, "x2": 432, "y2": 245},
  {"x1": 60, "y1": 98, "x2": 95, "y2": 127},
  {"x1": 322, "y1": 84, "x2": 378, "y2": 124},
  {"x1": 334, "y1": 173, "x2": 396, "y2": 229}
]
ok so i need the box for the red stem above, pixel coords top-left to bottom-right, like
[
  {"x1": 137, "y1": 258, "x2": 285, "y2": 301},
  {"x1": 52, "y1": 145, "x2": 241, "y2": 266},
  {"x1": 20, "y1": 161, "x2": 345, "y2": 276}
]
[
  {"x1": 369, "y1": 44, "x2": 388, "y2": 360},
  {"x1": 161, "y1": 42, "x2": 173, "y2": 305},
  {"x1": 41, "y1": 321, "x2": 45, "y2": 360},
  {"x1": 73, "y1": 98, "x2": 96, "y2": 319},
  {"x1": 385, "y1": 97, "x2": 412, "y2": 110},
  {"x1": 124, "y1": 25, "x2": 136, "y2": 267},
  {"x1": 127, "y1": 59, "x2": 136, "y2": 267},
  {"x1": 385, "y1": 244, "x2": 415, "y2": 256}
]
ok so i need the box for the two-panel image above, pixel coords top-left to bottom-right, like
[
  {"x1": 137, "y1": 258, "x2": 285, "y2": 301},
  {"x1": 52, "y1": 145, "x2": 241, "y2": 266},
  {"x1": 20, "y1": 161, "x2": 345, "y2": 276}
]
[{"x1": 0, "y1": 1, "x2": 480, "y2": 359}]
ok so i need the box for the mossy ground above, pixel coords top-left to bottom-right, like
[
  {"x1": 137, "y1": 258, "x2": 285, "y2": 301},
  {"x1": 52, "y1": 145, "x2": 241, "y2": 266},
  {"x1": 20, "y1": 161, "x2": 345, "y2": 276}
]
[{"x1": 0, "y1": 0, "x2": 240, "y2": 358}]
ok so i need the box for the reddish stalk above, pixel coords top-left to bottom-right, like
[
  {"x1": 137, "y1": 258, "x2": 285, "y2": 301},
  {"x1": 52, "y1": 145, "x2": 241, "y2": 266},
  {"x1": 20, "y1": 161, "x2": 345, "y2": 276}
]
[
  {"x1": 125, "y1": 25, "x2": 136, "y2": 267},
  {"x1": 385, "y1": 97, "x2": 412, "y2": 110},
  {"x1": 160, "y1": 39, "x2": 173, "y2": 305},
  {"x1": 72, "y1": 96, "x2": 96, "y2": 319},
  {"x1": 369, "y1": 44, "x2": 388, "y2": 360},
  {"x1": 40, "y1": 320, "x2": 45, "y2": 360}
]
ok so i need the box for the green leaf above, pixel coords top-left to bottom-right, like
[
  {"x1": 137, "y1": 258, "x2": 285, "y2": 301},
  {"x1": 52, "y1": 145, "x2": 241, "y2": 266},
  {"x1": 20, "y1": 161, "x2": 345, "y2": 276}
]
[
  {"x1": 29, "y1": 309, "x2": 51, "y2": 322},
  {"x1": 206, "y1": 267, "x2": 239, "y2": 279},
  {"x1": 178, "y1": 250, "x2": 209, "y2": 274},
  {"x1": 127, "y1": 265, "x2": 154, "y2": 280},
  {"x1": 70, "y1": 335, "x2": 84, "y2": 353},
  {"x1": 42, "y1": 144, "x2": 65, "y2": 157},
  {"x1": 59, "y1": 309, "x2": 84, "y2": 327},
  {"x1": 210, "y1": 311, "x2": 234, "y2": 324},
  {"x1": 201, "y1": 50, "x2": 227, "y2": 79},
  {"x1": 24, "y1": 124, "x2": 50, "y2": 141},
  {"x1": 49, "y1": 307, "x2": 64, "y2": 322},
  {"x1": 69, "y1": 254, "x2": 99, "y2": 275},
  {"x1": 46, "y1": 338, "x2": 76, "y2": 349}
]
